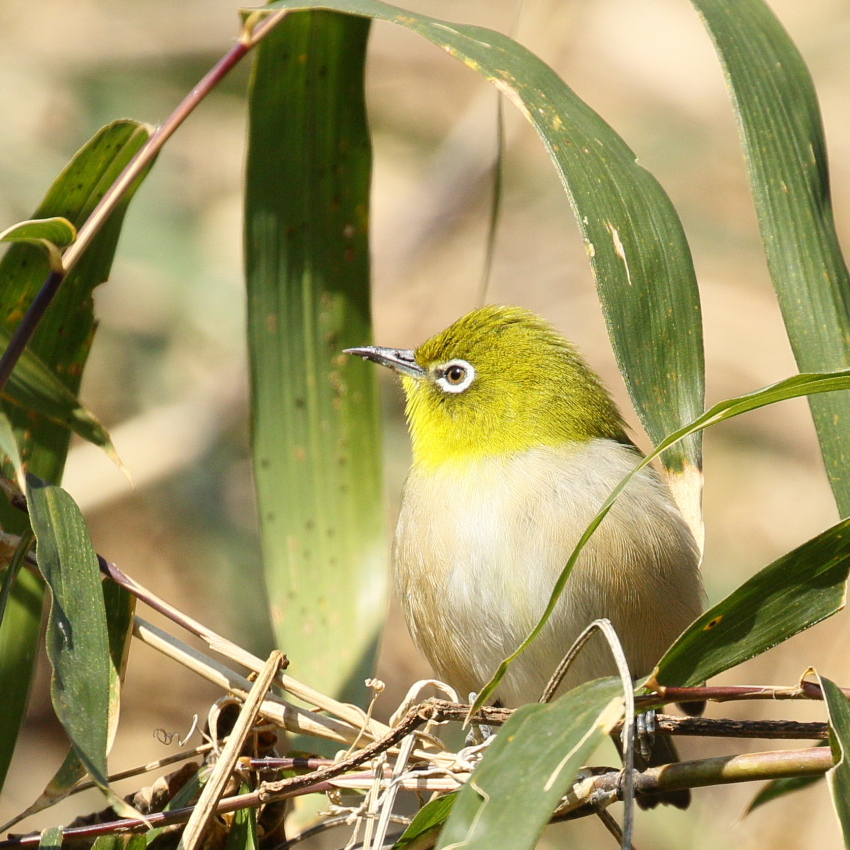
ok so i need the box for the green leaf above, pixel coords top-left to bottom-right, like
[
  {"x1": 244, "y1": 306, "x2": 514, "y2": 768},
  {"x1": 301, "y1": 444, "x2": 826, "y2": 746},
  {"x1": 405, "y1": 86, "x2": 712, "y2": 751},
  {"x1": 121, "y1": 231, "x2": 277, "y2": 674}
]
[
  {"x1": 224, "y1": 786, "x2": 259, "y2": 850},
  {"x1": 0, "y1": 409, "x2": 26, "y2": 490},
  {"x1": 0, "y1": 530, "x2": 34, "y2": 634},
  {"x1": 690, "y1": 0, "x2": 850, "y2": 517},
  {"x1": 0, "y1": 326, "x2": 123, "y2": 470},
  {"x1": 652, "y1": 520, "x2": 850, "y2": 688},
  {"x1": 27, "y1": 478, "x2": 136, "y2": 817},
  {"x1": 92, "y1": 836, "x2": 148, "y2": 850},
  {"x1": 819, "y1": 674, "x2": 850, "y2": 847},
  {"x1": 436, "y1": 679, "x2": 623, "y2": 850},
  {"x1": 245, "y1": 11, "x2": 385, "y2": 704},
  {"x1": 38, "y1": 826, "x2": 64, "y2": 850},
  {"x1": 0, "y1": 217, "x2": 77, "y2": 273},
  {"x1": 745, "y1": 744, "x2": 827, "y2": 815},
  {"x1": 393, "y1": 792, "x2": 457, "y2": 850},
  {"x1": 1, "y1": 578, "x2": 136, "y2": 832},
  {"x1": 255, "y1": 0, "x2": 705, "y2": 540},
  {"x1": 0, "y1": 119, "x2": 150, "y2": 792}
]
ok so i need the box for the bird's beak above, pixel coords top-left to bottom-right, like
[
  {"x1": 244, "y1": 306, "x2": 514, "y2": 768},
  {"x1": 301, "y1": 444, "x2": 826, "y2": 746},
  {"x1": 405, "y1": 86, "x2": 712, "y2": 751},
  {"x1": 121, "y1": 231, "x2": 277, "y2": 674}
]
[{"x1": 344, "y1": 346, "x2": 425, "y2": 379}]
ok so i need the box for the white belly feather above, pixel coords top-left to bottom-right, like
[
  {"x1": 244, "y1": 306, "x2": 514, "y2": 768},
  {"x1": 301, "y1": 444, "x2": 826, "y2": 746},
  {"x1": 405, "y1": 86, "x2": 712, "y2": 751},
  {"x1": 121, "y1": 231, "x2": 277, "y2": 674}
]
[{"x1": 392, "y1": 439, "x2": 703, "y2": 707}]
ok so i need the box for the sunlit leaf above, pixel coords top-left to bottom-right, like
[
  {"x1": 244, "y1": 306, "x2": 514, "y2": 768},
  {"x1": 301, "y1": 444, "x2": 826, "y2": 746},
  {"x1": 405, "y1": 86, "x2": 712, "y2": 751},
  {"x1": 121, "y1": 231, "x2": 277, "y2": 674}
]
[
  {"x1": 245, "y1": 11, "x2": 385, "y2": 705},
  {"x1": 0, "y1": 217, "x2": 77, "y2": 272},
  {"x1": 436, "y1": 679, "x2": 623, "y2": 850},
  {"x1": 820, "y1": 674, "x2": 850, "y2": 847}
]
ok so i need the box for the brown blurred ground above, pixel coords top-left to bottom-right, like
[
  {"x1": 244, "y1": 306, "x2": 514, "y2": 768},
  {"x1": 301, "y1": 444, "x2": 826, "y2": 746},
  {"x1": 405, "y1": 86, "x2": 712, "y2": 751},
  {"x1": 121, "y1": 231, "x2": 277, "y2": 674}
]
[{"x1": 1, "y1": 0, "x2": 849, "y2": 846}]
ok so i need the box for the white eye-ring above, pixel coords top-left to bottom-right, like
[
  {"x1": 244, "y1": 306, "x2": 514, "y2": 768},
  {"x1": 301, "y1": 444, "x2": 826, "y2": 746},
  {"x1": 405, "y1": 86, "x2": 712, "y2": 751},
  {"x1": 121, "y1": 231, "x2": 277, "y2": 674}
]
[{"x1": 435, "y1": 359, "x2": 475, "y2": 394}]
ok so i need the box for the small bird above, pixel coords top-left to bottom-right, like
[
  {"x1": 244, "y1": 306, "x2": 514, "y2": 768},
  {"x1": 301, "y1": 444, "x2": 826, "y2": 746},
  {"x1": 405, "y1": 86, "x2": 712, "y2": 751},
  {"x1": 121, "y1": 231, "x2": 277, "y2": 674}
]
[{"x1": 346, "y1": 305, "x2": 704, "y2": 807}]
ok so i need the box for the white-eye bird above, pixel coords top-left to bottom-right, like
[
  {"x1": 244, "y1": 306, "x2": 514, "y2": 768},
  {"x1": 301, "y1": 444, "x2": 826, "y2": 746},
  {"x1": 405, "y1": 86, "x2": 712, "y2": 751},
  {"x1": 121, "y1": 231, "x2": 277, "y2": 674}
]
[{"x1": 346, "y1": 305, "x2": 704, "y2": 808}]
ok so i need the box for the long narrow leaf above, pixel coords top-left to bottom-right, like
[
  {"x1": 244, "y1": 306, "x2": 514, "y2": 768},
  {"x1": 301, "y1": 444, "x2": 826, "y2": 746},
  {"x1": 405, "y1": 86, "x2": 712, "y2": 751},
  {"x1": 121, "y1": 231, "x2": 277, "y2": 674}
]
[
  {"x1": 436, "y1": 679, "x2": 623, "y2": 850},
  {"x1": 690, "y1": 0, "x2": 850, "y2": 516},
  {"x1": 0, "y1": 326, "x2": 123, "y2": 467},
  {"x1": 0, "y1": 578, "x2": 136, "y2": 832},
  {"x1": 27, "y1": 479, "x2": 136, "y2": 817},
  {"x1": 245, "y1": 11, "x2": 385, "y2": 703},
  {"x1": 820, "y1": 674, "x2": 850, "y2": 847}
]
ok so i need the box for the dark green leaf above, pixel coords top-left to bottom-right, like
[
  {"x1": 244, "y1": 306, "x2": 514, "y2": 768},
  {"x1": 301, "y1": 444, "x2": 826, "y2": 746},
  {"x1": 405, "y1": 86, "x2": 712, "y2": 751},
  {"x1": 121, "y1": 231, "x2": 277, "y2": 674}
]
[
  {"x1": 393, "y1": 792, "x2": 456, "y2": 850},
  {"x1": 652, "y1": 520, "x2": 850, "y2": 688},
  {"x1": 0, "y1": 579, "x2": 135, "y2": 832},
  {"x1": 245, "y1": 11, "x2": 385, "y2": 704},
  {"x1": 224, "y1": 785, "x2": 259, "y2": 850},
  {"x1": 820, "y1": 674, "x2": 850, "y2": 847},
  {"x1": 690, "y1": 0, "x2": 850, "y2": 517},
  {"x1": 0, "y1": 119, "x2": 150, "y2": 792},
  {"x1": 0, "y1": 327, "x2": 123, "y2": 467},
  {"x1": 28, "y1": 478, "x2": 137, "y2": 817},
  {"x1": 436, "y1": 679, "x2": 623, "y2": 850}
]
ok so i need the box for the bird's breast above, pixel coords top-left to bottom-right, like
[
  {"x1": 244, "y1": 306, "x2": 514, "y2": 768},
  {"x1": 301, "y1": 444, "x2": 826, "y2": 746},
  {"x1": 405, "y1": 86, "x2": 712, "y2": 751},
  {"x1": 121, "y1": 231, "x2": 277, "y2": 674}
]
[{"x1": 392, "y1": 440, "x2": 703, "y2": 706}]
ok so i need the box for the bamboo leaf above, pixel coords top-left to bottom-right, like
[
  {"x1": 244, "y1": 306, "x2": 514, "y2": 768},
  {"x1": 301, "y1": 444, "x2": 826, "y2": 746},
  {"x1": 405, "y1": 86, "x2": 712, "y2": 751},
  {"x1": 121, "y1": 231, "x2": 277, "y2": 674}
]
[
  {"x1": 651, "y1": 520, "x2": 850, "y2": 688},
  {"x1": 252, "y1": 0, "x2": 705, "y2": 544},
  {"x1": 0, "y1": 578, "x2": 136, "y2": 832},
  {"x1": 0, "y1": 326, "x2": 124, "y2": 471},
  {"x1": 690, "y1": 0, "x2": 850, "y2": 517},
  {"x1": 436, "y1": 679, "x2": 623, "y2": 850},
  {"x1": 393, "y1": 793, "x2": 457, "y2": 850},
  {"x1": 27, "y1": 478, "x2": 137, "y2": 818},
  {"x1": 0, "y1": 119, "x2": 150, "y2": 792},
  {"x1": 0, "y1": 217, "x2": 77, "y2": 273},
  {"x1": 224, "y1": 786, "x2": 259, "y2": 850},
  {"x1": 37, "y1": 826, "x2": 63, "y2": 850},
  {"x1": 245, "y1": 11, "x2": 385, "y2": 703},
  {"x1": 819, "y1": 674, "x2": 850, "y2": 847}
]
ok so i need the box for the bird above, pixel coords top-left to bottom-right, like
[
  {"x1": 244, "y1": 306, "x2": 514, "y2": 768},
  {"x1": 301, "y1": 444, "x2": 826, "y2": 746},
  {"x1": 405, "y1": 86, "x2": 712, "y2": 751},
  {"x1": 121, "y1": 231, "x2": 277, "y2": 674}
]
[{"x1": 345, "y1": 305, "x2": 704, "y2": 808}]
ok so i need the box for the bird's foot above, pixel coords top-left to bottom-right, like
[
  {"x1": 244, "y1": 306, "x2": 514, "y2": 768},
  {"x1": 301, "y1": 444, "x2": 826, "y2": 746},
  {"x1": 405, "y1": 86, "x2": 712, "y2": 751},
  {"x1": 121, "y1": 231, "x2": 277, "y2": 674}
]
[{"x1": 636, "y1": 709, "x2": 657, "y2": 762}]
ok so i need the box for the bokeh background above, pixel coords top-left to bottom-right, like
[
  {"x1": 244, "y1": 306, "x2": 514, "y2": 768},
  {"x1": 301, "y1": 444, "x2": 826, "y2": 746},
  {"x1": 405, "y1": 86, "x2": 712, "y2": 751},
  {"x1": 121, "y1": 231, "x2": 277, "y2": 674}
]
[{"x1": 1, "y1": 0, "x2": 849, "y2": 846}]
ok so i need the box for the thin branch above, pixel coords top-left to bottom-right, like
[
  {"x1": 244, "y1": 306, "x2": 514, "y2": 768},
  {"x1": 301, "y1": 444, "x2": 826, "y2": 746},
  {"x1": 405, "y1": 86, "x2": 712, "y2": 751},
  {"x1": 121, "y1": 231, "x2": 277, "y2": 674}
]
[{"x1": 647, "y1": 681, "x2": 850, "y2": 704}]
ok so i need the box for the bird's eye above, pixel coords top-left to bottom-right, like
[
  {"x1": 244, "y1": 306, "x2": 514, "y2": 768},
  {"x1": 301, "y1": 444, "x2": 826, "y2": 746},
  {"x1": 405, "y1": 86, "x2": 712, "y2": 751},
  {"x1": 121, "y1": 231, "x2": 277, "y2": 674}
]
[
  {"x1": 446, "y1": 364, "x2": 466, "y2": 384},
  {"x1": 436, "y1": 359, "x2": 475, "y2": 394}
]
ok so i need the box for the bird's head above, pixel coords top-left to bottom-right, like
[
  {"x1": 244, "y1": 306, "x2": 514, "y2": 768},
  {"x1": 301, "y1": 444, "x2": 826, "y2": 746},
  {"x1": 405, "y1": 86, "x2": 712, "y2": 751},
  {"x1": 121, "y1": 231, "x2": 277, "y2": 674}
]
[{"x1": 346, "y1": 305, "x2": 628, "y2": 468}]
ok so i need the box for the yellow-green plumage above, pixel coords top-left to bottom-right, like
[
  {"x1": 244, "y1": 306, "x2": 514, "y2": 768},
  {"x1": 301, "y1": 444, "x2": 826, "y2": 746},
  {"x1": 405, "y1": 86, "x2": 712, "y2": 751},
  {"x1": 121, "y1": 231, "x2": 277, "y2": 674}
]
[{"x1": 346, "y1": 305, "x2": 704, "y2": 807}]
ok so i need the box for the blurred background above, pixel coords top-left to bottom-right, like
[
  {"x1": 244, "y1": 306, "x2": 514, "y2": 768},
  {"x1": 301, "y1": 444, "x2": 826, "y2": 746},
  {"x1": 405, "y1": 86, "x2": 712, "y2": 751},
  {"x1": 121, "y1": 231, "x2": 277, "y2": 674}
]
[{"x1": 1, "y1": 0, "x2": 849, "y2": 846}]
